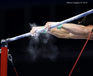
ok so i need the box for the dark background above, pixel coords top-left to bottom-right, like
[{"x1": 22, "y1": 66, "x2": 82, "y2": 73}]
[{"x1": 0, "y1": 0, "x2": 93, "y2": 76}]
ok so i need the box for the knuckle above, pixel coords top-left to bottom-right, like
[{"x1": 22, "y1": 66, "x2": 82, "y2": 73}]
[{"x1": 47, "y1": 22, "x2": 49, "y2": 24}]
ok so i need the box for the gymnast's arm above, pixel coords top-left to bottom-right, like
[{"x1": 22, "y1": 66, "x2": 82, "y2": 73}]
[
  {"x1": 30, "y1": 22, "x2": 93, "y2": 39},
  {"x1": 47, "y1": 27, "x2": 93, "y2": 39},
  {"x1": 45, "y1": 22, "x2": 93, "y2": 39},
  {"x1": 62, "y1": 23, "x2": 93, "y2": 35}
]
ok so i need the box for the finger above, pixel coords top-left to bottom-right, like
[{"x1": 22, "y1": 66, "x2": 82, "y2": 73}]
[{"x1": 30, "y1": 27, "x2": 36, "y2": 34}]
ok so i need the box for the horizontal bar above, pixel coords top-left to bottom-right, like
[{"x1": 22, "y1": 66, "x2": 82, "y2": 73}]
[{"x1": 5, "y1": 9, "x2": 93, "y2": 43}]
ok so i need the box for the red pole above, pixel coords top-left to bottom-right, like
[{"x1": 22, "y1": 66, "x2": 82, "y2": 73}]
[
  {"x1": 1, "y1": 47, "x2": 8, "y2": 76},
  {"x1": 0, "y1": 40, "x2": 8, "y2": 76}
]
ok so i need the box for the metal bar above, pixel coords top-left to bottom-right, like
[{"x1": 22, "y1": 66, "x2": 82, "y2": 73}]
[
  {"x1": 6, "y1": 33, "x2": 31, "y2": 43},
  {"x1": 5, "y1": 9, "x2": 93, "y2": 43}
]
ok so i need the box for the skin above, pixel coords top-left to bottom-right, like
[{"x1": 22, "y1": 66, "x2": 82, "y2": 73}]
[{"x1": 30, "y1": 22, "x2": 93, "y2": 40}]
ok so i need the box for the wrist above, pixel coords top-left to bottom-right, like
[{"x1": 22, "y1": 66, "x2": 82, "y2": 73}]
[
  {"x1": 41, "y1": 26, "x2": 47, "y2": 33},
  {"x1": 57, "y1": 24, "x2": 63, "y2": 29}
]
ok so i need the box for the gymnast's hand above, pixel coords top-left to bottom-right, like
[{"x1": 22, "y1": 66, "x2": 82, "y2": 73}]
[
  {"x1": 45, "y1": 22, "x2": 59, "y2": 33},
  {"x1": 30, "y1": 22, "x2": 58, "y2": 36},
  {"x1": 45, "y1": 22, "x2": 58, "y2": 29},
  {"x1": 30, "y1": 26, "x2": 43, "y2": 36}
]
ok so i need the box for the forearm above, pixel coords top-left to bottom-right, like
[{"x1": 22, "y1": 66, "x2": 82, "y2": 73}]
[
  {"x1": 49, "y1": 28, "x2": 70, "y2": 38},
  {"x1": 49, "y1": 28, "x2": 75, "y2": 39},
  {"x1": 62, "y1": 23, "x2": 92, "y2": 35},
  {"x1": 48, "y1": 25, "x2": 93, "y2": 40},
  {"x1": 50, "y1": 30, "x2": 93, "y2": 40}
]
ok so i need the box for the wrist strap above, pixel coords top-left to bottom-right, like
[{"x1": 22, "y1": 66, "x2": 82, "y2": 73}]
[
  {"x1": 57, "y1": 24, "x2": 63, "y2": 29},
  {"x1": 42, "y1": 26, "x2": 47, "y2": 33}
]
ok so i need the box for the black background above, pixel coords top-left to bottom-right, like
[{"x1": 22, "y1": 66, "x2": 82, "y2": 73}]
[{"x1": 0, "y1": 0, "x2": 93, "y2": 76}]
